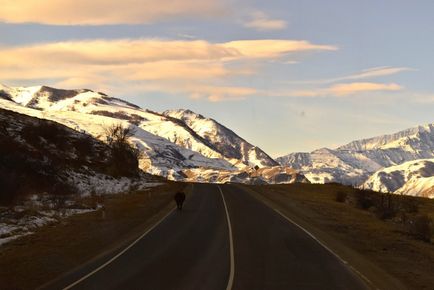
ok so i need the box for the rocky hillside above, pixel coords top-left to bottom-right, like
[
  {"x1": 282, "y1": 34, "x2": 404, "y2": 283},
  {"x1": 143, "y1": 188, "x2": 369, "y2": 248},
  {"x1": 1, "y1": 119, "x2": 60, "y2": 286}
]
[
  {"x1": 362, "y1": 159, "x2": 434, "y2": 198},
  {"x1": 163, "y1": 109, "x2": 278, "y2": 167},
  {"x1": 278, "y1": 124, "x2": 434, "y2": 186},
  {"x1": 0, "y1": 108, "x2": 152, "y2": 205}
]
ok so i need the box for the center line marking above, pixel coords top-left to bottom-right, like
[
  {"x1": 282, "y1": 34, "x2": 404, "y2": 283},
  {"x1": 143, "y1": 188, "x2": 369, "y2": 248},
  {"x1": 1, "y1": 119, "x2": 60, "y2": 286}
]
[{"x1": 218, "y1": 185, "x2": 235, "y2": 290}]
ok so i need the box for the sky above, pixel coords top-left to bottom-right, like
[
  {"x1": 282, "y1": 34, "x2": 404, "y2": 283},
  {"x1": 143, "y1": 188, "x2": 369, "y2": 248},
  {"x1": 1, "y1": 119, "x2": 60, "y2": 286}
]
[{"x1": 1, "y1": 0, "x2": 434, "y2": 157}]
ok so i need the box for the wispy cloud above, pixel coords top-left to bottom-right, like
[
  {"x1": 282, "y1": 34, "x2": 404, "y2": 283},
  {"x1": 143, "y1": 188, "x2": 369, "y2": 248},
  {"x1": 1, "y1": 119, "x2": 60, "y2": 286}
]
[
  {"x1": 405, "y1": 93, "x2": 434, "y2": 104},
  {"x1": 189, "y1": 85, "x2": 258, "y2": 102},
  {"x1": 177, "y1": 33, "x2": 197, "y2": 39},
  {"x1": 341, "y1": 66, "x2": 415, "y2": 81},
  {"x1": 327, "y1": 82, "x2": 402, "y2": 96},
  {"x1": 282, "y1": 82, "x2": 403, "y2": 97},
  {"x1": 0, "y1": 38, "x2": 335, "y2": 101},
  {"x1": 127, "y1": 82, "x2": 258, "y2": 103},
  {"x1": 0, "y1": 0, "x2": 227, "y2": 25},
  {"x1": 286, "y1": 66, "x2": 414, "y2": 86},
  {"x1": 244, "y1": 11, "x2": 287, "y2": 31},
  {"x1": 223, "y1": 40, "x2": 337, "y2": 58}
]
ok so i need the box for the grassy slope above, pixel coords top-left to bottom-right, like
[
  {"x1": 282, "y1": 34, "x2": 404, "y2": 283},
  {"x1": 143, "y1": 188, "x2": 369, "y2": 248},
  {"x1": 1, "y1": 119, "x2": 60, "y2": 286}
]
[
  {"x1": 0, "y1": 182, "x2": 186, "y2": 290},
  {"x1": 241, "y1": 183, "x2": 434, "y2": 290}
]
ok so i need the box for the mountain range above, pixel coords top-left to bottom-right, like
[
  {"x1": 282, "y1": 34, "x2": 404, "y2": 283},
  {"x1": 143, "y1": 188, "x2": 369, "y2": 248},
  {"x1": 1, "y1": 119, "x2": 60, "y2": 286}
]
[
  {"x1": 277, "y1": 123, "x2": 434, "y2": 197},
  {"x1": 0, "y1": 84, "x2": 290, "y2": 185},
  {"x1": 1, "y1": 84, "x2": 433, "y2": 197}
]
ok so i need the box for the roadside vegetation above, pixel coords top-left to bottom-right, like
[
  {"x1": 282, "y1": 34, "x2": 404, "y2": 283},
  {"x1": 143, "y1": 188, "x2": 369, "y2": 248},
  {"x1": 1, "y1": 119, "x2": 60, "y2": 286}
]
[
  {"x1": 0, "y1": 182, "x2": 184, "y2": 290},
  {"x1": 336, "y1": 187, "x2": 432, "y2": 242},
  {"x1": 0, "y1": 110, "x2": 144, "y2": 207},
  {"x1": 0, "y1": 110, "x2": 158, "y2": 253},
  {"x1": 243, "y1": 183, "x2": 434, "y2": 290},
  {"x1": 104, "y1": 123, "x2": 142, "y2": 177}
]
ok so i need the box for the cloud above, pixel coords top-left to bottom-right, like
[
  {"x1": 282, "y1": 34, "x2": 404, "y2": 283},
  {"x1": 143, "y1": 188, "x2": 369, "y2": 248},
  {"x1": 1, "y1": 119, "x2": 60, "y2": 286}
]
[
  {"x1": 177, "y1": 33, "x2": 197, "y2": 39},
  {"x1": 223, "y1": 40, "x2": 337, "y2": 58},
  {"x1": 0, "y1": 0, "x2": 226, "y2": 25},
  {"x1": 244, "y1": 11, "x2": 287, "y2": 31},
  {"x1": 0, "y1": 38, "x2": 335, "y2": 101},
  {"x1": 186, "y1": 85, "x2": 258, "y2": 102},
  {"x1": 405, "y1": 93, "x2": 434, "y2": 104},
  {"x1": 0, "y1": 39, "x2": 241, "y2": 66},
  {"x1": 0, "y1": 39, "x2": 334, "y2": 66},
  {"x1": 283, "y1": 60, "x2": 299, "y2": 65},
  {"x1": 286, "y1": 66, "x2": 414, "y2": 86},
  {"x1": 342, "y1": 66, "x2": 414, "y2": 81},
  {"x1": 286, "y1": 82, "x2": 403, "y2": 97},
  {"x1": 328, "y1": 82, "x2": 402, "y2": 96},
  {"x1": 123, "y1": 83, "x2": 257, "y2": 102}
]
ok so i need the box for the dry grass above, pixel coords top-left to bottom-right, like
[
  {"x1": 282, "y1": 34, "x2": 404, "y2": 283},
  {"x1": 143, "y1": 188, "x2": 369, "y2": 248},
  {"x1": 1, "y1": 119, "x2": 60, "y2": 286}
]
[
  {"x1": 0, "y1": 182, "x2": 185, "y2": 290},
  {"x1": 242, "y1": 183, "x2": 434, "y2": 290}
]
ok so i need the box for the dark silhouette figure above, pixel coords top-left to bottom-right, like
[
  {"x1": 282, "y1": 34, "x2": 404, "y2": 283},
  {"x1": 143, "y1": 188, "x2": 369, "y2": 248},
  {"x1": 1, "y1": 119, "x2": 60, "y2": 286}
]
[{"x1": 174, "y1": 191, "x2": 186, "y2": 210}]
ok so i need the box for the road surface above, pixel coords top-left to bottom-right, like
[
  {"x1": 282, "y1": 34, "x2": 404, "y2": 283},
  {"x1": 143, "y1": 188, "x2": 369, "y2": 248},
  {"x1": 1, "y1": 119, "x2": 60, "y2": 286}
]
[{"x1": 42, "y1": 184, "x2": 370, "y2": 290}]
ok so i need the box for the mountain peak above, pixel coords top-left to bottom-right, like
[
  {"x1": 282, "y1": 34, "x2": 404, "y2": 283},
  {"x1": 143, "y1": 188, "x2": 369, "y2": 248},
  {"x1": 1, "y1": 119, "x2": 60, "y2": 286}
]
[
  {"x1": 0, "y1": 84, "x2": 144, "y2": 111},
  {"x1": 163, "y1": 109, "x2": 206, "y2": 120},
  {"x1": 164, "y1": 108, "x2": 278, "y2": 167},
  {"x1": 337, "y1": 122, "x2": 434, "y2": 151}
]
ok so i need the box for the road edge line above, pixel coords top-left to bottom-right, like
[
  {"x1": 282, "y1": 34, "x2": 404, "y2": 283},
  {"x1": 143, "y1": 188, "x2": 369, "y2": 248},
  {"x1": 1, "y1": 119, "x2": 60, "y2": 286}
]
[
  {"x1": 218, "y1": 185, "x2": 235, "y2": 290},
  {"x1": 272, "y1": 208, "x2": 379, "y2": 290},
  {"x1": 62, "y1": 206, "x2": 176, "y2": 290}
]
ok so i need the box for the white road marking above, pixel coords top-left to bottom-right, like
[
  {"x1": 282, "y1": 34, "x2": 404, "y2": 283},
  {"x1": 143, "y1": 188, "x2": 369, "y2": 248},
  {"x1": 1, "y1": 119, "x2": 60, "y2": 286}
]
[
  {"x1": 218, "y1": 186, "x2": 235, "y2": 290},
  {"x1": 62, "y1": 205, "x2": 177, "y2": 290},
  {"x1": 272, "y1": 208, "x2": 380, "y2": 290}
]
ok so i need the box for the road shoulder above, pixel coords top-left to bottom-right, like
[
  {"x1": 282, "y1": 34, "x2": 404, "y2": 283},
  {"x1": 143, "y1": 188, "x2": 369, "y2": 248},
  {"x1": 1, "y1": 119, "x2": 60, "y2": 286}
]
[
  {"x1": 238, "y1": 184, "x2": 408, "y2": 290},
  {"x1": 0, "y1": 182, "x2": 185, "y2": 290}
]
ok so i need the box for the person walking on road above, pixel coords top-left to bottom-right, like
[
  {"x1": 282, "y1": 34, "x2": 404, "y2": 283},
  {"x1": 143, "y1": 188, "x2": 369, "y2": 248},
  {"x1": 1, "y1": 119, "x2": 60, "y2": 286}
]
[{"x1": 174, "y1": 190, "x2": 186, "y2": 210}]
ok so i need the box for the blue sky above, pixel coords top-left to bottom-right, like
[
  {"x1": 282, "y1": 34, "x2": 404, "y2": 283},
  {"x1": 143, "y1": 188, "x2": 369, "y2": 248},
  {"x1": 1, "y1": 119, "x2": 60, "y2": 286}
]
[{"x1": 1, "y1": 0, "x2": 434, "y2": 156}]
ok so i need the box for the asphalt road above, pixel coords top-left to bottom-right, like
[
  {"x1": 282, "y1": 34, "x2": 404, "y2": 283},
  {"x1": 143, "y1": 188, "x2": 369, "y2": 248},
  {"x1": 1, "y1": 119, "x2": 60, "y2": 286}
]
[{"x1": 43, "y1": 183, "x2": 370, "y2": 290}]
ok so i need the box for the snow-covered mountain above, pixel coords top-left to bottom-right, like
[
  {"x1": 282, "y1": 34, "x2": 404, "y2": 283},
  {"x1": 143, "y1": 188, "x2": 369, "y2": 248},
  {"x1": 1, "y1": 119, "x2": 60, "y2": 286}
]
[
  {"x1": 362, "y1": 159, "x2": 434, "y2": 198},
  {"x1": 0, "y1": 84, "x2": 283, "y2": 182},
  {"x1": 277, "y1": 148, "x2": 375, "y2": 185},
  {"x1": 277, "y1": 124, "x2": 434, "y2": 190},
  {"x1": 3, "y1": 84, "x2": 433, "y2": 195},
  {"x1": 0, "y1": 107, "x2": 156, "y2": 204},
  {"x1": 163, "y1": 109, "x2": 278, "y2": 167}
]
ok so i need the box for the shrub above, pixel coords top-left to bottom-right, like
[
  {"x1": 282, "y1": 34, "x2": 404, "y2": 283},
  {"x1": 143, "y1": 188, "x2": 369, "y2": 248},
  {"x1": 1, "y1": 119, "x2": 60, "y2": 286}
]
[
  {"x1": 92, "y1": 111, "x2": 145, "y2": 126},
  {"x1": 51, "y1": 194, "x2": 68, "y2": 210},
  {"x1": 408, "y1": 214, "x2": 432, "y2": 242},
  {"x1": 21, "y1": 120, "x2": 69, "y2": 149},
  {"x1": 86, "y1": 192, "x2": 105, "y2": 210},
  {"x1": 335, "y1": 191, "x2": 347, "y2": 202},
  {"x1": 354, "y1": 190, "x2": 374, "y2": 209},
  {"x1": 104, "y1": 124, "x2": 141, "y2": 177},
  {"x1": 73, "y1": 136, "x2": 95, "y2": 159},
  {"x1": 374, "y1": 205, "x2": 398, "y2": 220},
  {"x1": 399, "y1": 196, "x2": 419, "y2": 213},
  {"x1": 0, "y1": 171, "x2": 21, "y2": 205}
]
